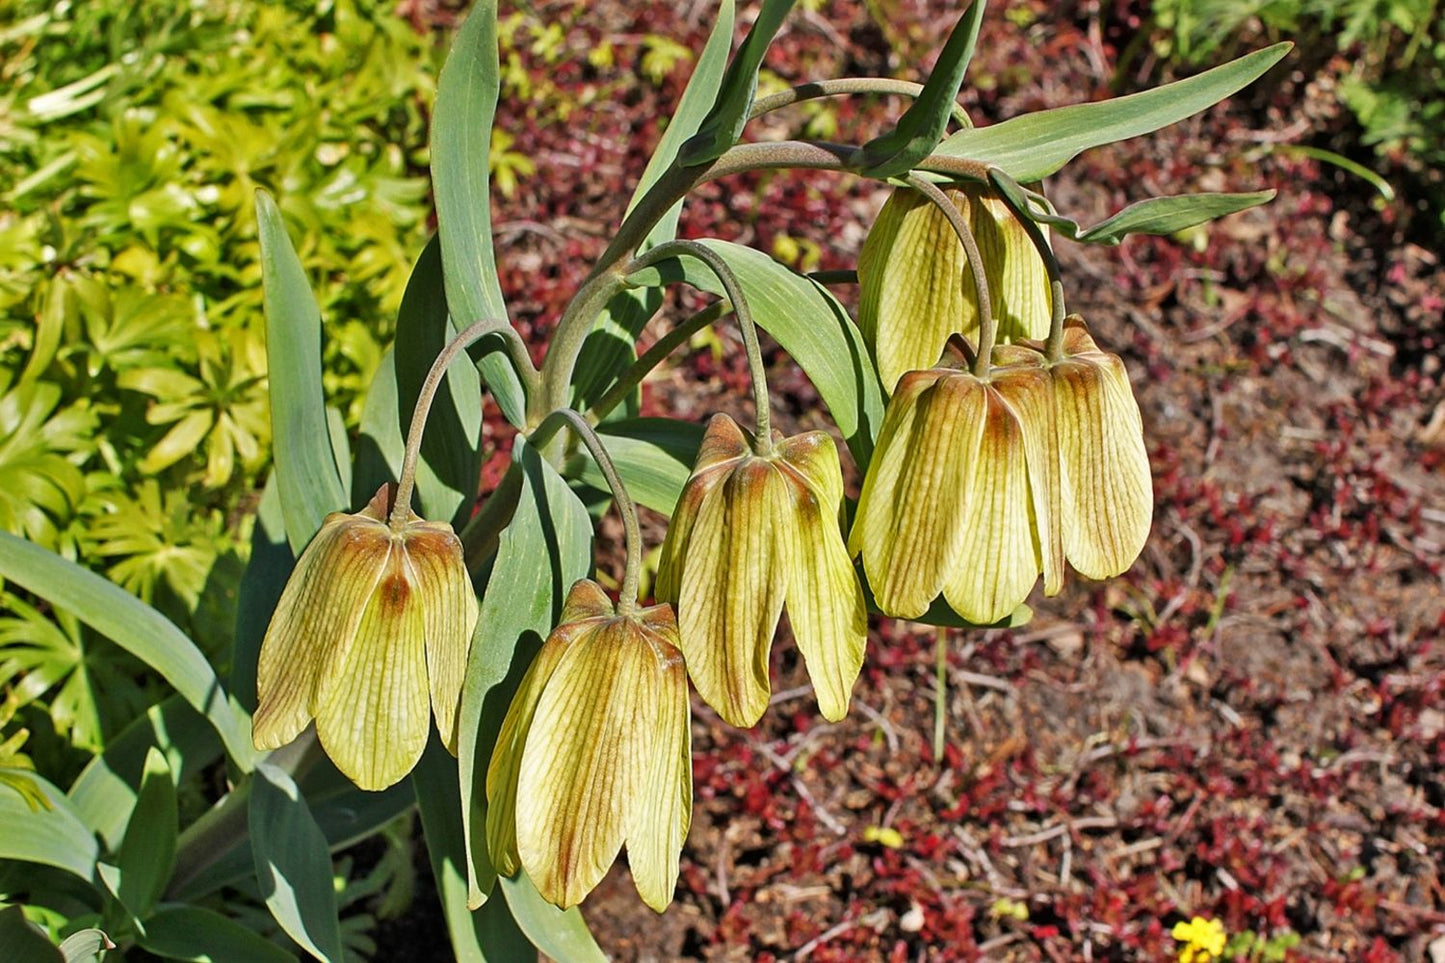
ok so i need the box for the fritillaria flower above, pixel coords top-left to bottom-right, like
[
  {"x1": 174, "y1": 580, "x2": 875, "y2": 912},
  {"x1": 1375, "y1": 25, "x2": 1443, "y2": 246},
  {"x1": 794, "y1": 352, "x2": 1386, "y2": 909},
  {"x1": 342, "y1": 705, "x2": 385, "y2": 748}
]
[
  {"x1": 1049, "y1": 317, "x2": 1153, "y2": 578},
  {"x1": 858, "y1": 184, "x2": 1052, "y2": 392},
  {"x1": 252, "y1": 484, "x2": 477, "y2": 791},
  {"x1": 849, "y1": 351, "x2": 1060, "y2": 624},
  {"x1": 656, "y1": 414, "x2": 867, "y2": 728},
  {"x1": 485, "y1": 580, "x2": 691, "y2": 913}
]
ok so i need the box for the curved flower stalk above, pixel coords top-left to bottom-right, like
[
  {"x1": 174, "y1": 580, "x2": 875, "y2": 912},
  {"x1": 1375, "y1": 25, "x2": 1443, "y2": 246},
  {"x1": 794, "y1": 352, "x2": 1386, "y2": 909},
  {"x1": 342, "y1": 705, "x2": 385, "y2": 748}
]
[
  {"x1": 656, "y1": 413, "x2": 867, "y2": 728},
  {"x1": 485, "y1": 579, "x2": 691, "y2": 913},
  {"x1": 849, "y1": 351, "x2": 1060, "y2": 624},
  {"x1": 1049, "y1": 316, "x2": 1153, "y2": 578},
  {"x1": 252, "y1": 484, "x2": 478, "y2": 791},
  {"x1": 858, "y1": 184, "x2": 1052, "y2": 392}
]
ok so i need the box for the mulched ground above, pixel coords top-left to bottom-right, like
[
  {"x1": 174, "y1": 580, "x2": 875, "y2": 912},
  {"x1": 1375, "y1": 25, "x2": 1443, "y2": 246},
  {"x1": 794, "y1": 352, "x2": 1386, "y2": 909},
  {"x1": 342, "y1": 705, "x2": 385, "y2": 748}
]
[{"x1": 384, "y1": 1, "x2": 1445, "y2": 959}]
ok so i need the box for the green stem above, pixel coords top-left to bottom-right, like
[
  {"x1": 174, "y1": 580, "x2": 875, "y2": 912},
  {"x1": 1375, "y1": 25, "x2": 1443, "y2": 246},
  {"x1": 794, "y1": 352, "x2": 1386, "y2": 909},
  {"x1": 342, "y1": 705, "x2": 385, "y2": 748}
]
[
  {"x1": 394, "y1": 320, "x2": 535, "y2": 523},
  {"x1": 988, "y1": 169, "x2": 1067, "y2": 360},
  {"x1": 588, "y1": 301, "x2": 731, "y2": 425},
  {"x1": 906, "y1": 173, "x2": 996, "y2": 378},
  {"x1": 626, "y1": 240, "x2": 773, "y2": 453},
  {"x1": 531, "y1": 408, "x2": 643, "y2": 614},
  {"x1": 933, "y1": 627, "x2": 948, "y2": 765},
  {"x1": 458, "y1": 458, "x2": 524, "y2": 575},
  {"x1": 749, "y1": 78, "x2": 973, "y2": 129}
]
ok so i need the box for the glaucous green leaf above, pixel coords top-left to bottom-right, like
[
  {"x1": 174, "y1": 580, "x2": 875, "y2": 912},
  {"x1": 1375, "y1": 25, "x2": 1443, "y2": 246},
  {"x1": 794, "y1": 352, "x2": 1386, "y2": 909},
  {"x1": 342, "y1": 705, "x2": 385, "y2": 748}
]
[
  {"x1": 139, "y1": 905, "x2": 295, "y2": 963},
  {"x1": 0, "y1": 771, "x2": 98, "y2": 884},
  {"x1": 56, "y1": 929, "x2": 113, "y2": 963},
  {"x1": 498, "y1": 873, "x2": 607, "y2": 963},
  {"x1": 458, "y1": 438, "x2": 593, "y2": 909},
  {"x1": 928, "y1": 43, "x2": 1291, "y2": 181},
  {"x1": 989, "y1": 169, "x2": 1275, "y2": 245},
  {"x1": 680, "y1": 0, "x2": 799, "y2": 166},
  {"x1": 230, "y1": 477, "x2": 293, "y2": 719},
  {"x1": 854, "y1": 0, "x2": 985, "y2": 177},
  {"x1": 255, "y1": 189, "x2": 349, "y2": 551},
  {"x1": 432, "y1": 1, "x2": 527, "y2": 427},
  {"x1": 109, "y1": 747, "x2": 177, "y2": 918},
  {"x1": 571, "y1": 0, "x2": 737, "y2": 413},
  {"x1": 250, "y1": 762, "x2": 345, "y2": 963},
  {"x1": 626, "y1": 240, "x2": 886, "y2": 467},
  {"x1": 569, "y1": 418, "x2": 704, "y2": 515},
  {"x1": 414, "y1": 737, "x2": 533, "y2": 963},
  {"x1": 0, "y1": 531, "x2": 254, "y2": 769}
]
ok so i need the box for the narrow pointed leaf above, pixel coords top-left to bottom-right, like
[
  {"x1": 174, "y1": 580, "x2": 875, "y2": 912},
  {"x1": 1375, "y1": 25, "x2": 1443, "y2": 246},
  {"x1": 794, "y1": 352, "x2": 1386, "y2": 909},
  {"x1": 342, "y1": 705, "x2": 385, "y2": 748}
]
[
  {"x1": 855, "y1": 0, "x2": 986, "y2": 177},
  {"x1": 626, "y1": 240, "x2": 885, "y2": 467},
  {"x1": 0, "y1": 772, "x2": 98, "y2": 884},
  {"x1": 458, "y1": 439, "x2": 593, "y2": 907},
  {"x1": 56, "y1": 929, "x2": 113, "y2": 963},
  {"x1": 989, "y1": 169, "x2": 1275, "y2": 245},
  {"x1": 498, "y1": 873, "x2": 607, "y2": 963},
  {"x1": 250, "y1": 762, "x2": 345, "y2": 963},
  {"x1": 571, "y1": 1, "x2": 737, "y2": 411},
  {"x1": 433, "y1": 2, "x2": 526, "y2": 426},
  {"x1": 679, "y1": 0, "x2": 799, "y2": 166},
  {"x1": 230, "y1": 477, "x2": 293, "y2": 719},
  {"x1": 255, "y1": 190, "x2": 348, "y2": 551},
  {"x1": 929, "y1": 43, "x2": 1291, "y2": 181},
  {"x1": 0, "y1": 906, "x2": 62, "y2": 963},
  {"x1": 112, "y1": 747, "x2": 177, "y2": 918},
  {"x1": 0, "y1": 531, "x2": 254, "y2": 769}
]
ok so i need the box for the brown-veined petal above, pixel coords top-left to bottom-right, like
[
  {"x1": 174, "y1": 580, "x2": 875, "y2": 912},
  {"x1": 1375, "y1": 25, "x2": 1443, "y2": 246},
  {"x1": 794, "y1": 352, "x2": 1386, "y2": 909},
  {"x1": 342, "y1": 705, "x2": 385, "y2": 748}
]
[{"x1": 402, "y1": 520, "x2": 478, "y2": 753}]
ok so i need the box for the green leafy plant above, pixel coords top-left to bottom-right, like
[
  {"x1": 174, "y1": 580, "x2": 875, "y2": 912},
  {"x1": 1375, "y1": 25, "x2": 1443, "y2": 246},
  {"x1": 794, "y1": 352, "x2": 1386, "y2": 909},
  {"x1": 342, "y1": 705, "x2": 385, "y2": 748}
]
[{"x1": 0, "y1": 1, "x2": 1290, "y2": 958}]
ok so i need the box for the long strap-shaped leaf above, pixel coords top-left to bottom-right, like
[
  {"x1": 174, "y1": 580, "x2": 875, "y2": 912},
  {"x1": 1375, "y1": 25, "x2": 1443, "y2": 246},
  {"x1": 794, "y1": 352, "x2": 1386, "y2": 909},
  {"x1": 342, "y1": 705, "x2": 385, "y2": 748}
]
[
  {"x1": 256, "y1": 191, "x2": 349, "y2": 552},
  {"x1": 928, "y1": 43, "x2": 1291, "y2": 182},
  {"x1": 457, "y1": 438, "x2": 595, "y2": 909},
  {"x1": 853, "y1": 0, "x2": 986, "y2": 177},
  {"x1": 679, "y1": 0, "x2": 799, "y2": 166},
  {"x1": 433, "y1": 1, "x2": 527, "y2": 427},
  {"x1": 250, "y1": 762, "x2": 345, "y2": 963},
  {"x1": 989, "y1": 168, "x2": 1275, "y2": 245},
  {"x1": 0, "y1": 771, "x2": 99, "y2": 885},
  {"x1": 0, "y1": 532, "x2": 254, "y2": 769},
  {"x1": 571, "y1": 0, "x2": 737, "y2": 412}
]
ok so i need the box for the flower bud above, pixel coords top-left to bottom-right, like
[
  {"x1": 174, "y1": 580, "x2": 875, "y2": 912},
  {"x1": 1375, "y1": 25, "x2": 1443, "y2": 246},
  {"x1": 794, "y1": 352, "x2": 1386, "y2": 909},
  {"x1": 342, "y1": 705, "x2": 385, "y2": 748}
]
[
  {"x1": 252, "y1": 485, "x2": 477, "y2": 791},
  {"x1": 656, "y1": 414, "x2": 867, "y2": 728},
  {"x1": 1049, "y1": 317, "x2": 1152, "y2": 578},
  {"x1": 849, "y1": 354, "x2": 1058, "y2": 624},
  {"x1": 485, "y1": 580, "x2": 692, "y2": 913},
  {"x1": 858, "y1": 184, "x2": 1052, "y2": 392}
]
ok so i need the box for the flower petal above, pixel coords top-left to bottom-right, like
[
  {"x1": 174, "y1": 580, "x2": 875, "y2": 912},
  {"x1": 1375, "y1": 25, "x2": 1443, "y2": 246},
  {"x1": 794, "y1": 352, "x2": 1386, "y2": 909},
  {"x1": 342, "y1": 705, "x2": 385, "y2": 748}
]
[
  {"x1": 976, "y1": 194, "x2": 1051, "y2": 343},
  {"x1": 993, "y1": 359, "x2": 1063, "y2": 595},
  {"x1": 252, "y1": 512, "x2": 389, "y2": 751},
  {"x1": 402, "y1": 521, "x2": 478, "y2": 753},
  {"x1": 1053, "y1": 350, "x2": 1152, "y2": 578},
  {"x1": 674, "y1": 459, "x2": 789, "y2": 727},
  {"x1": 941, "y1": 385, "x2": 1041, "y2": 624},
  {"x1": 516, "y1": 619, "x2": 659, "y2": 909},
  {"x1": 313, "y1": 545, "x2": 430, "y2": 791},
  {"x1": 624, "y1": 626, "x2": 691, "y2": 913},
  {"x1": 657, "y1": 415, "x2": 750, "y2": 605},
  {"x1": 859, "y1": 189, "x2": 979, "y2": 392}
]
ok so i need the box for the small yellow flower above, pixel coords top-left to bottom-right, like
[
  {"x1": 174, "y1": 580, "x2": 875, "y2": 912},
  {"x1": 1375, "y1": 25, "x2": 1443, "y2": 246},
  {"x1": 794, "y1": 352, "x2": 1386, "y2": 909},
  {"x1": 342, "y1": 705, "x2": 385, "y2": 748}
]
[
  {"x1": 858, "y1": 184, "x2": 1052, "y2": 393},
  {"x1": 1172, "y1": 915, "x2": 1227, "y2": 962},
  {"x1": 252, "y1": 485, "x2": 477, "y2": 791},
  {"x1": 1049, "y1": 317, "x2": 1153, "y2": 579},
  {"x1": 485, "y1": 580, "x2": 692, "y2": 913},
  {"x1": 849, "y1": 352, "x2": 1060, "y2": 624},
  {"x1": 656, "y1": 414, "x2": 867, "y2": 728}
]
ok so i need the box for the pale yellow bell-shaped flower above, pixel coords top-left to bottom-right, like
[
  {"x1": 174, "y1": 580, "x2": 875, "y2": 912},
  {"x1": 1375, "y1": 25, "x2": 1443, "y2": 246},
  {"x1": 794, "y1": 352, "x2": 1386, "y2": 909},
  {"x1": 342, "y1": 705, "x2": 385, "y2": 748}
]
[
  {"x1": 655, "y1": 413, "x2": 867, "y2": 728},
  {"x1": 485, "y1": 580, "x2": 692, "y2": 913},
  {"x1": 253, "y1": 484, "x2": 478, "y2": 791},
  {"x1": 858, "y1": 184, "x2": 1052, "y2": 392},
  {"x1": 849, "y1": 352, "x2": 1060, "y2": 624},
  {"x1": 1049, "y1": 317, "x2": 1153, "y2": 578}
]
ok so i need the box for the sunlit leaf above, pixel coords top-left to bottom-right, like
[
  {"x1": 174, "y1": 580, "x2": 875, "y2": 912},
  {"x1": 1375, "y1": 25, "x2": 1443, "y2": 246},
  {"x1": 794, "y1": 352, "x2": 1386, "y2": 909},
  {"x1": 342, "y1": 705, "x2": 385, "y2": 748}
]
[{"x1": 250, "y1": 761, "x2": 345, "y2": 963}]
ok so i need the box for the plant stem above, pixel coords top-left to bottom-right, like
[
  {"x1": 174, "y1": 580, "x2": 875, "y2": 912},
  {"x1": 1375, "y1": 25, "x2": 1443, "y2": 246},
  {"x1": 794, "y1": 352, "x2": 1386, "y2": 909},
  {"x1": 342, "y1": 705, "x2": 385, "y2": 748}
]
[
  {"x1": 394, "y1": 320, "x2": 531, "y2": 523},
  {"x1": 988, "y1": 169, "x2": 1067, "y2": 360},
  {"x1": 626, "y1": 240, "x2": 773, "y2": 453},
  {"x1": 907, "y1": 173, "x2": 996, "y2": 378},
  {"x1": 532, "y1": 408, "x2": 643, "y2": 614},
  {"x1": 749, "y1": 78, "x2": 973, "y2": 128},
  {"x1": 588, "y1": 301, "x2": 731, "y2": 425}
]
